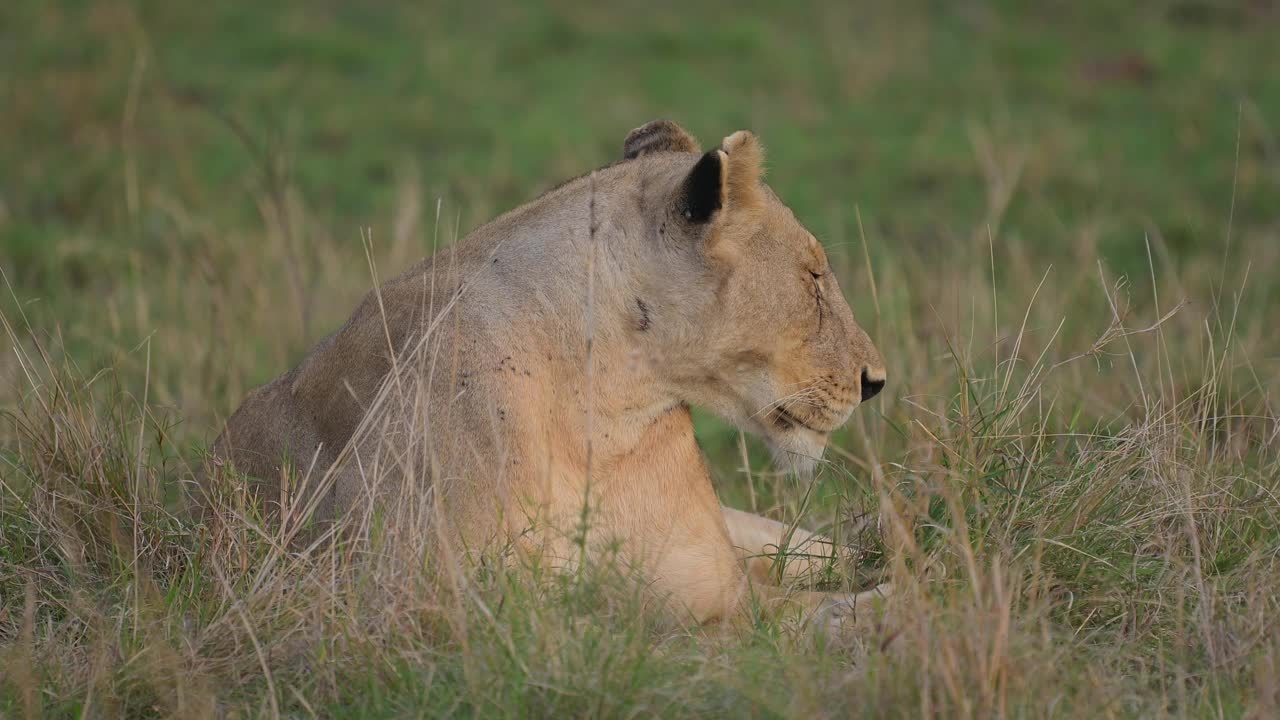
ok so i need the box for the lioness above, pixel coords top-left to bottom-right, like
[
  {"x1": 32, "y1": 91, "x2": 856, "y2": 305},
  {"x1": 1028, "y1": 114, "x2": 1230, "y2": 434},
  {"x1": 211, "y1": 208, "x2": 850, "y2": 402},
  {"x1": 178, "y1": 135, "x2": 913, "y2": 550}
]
[{"x1": 206, "y1": 120, "x2": 888, "y2": 626}]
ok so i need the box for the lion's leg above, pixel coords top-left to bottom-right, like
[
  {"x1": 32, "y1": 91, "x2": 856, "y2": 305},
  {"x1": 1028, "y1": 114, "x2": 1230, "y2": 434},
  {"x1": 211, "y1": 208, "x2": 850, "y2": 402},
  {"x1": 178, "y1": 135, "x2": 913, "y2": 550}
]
[
  {"x1": 753, "y1": 583, "x2": 894, "y2": 636},
  {"x1": 646, "y1": 530, "x2": 890, "y2": 632},
  {"x1": 717, "y1": 507, "x2": 892, "y2": 635},
  {"x1": 601, "y1": 411, "x2": 886, "y2": 629},
  {"x1": 638, "y1": 506, "x2": 890, "y2": 632},
  {"x1": 721, "y1": 506, "x2": 849, "y2": 585}
]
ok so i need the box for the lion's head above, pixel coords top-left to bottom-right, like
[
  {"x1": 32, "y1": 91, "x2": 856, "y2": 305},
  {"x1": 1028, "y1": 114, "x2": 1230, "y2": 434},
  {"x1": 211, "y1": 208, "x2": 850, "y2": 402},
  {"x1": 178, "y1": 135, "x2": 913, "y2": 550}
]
[{"x1": 620, "y1": 120, "x2": 886, "y2": 476}]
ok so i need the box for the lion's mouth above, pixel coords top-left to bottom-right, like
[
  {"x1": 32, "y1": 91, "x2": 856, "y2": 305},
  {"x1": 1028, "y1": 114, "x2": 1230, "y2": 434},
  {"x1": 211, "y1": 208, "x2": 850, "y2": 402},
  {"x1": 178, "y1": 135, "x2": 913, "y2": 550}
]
[
  {"x1": 763, "y1": 407, "x2": 830, "y2": 478},
  {"x1": 771, "y1": 405, "x2": 829, "y2": 435}
]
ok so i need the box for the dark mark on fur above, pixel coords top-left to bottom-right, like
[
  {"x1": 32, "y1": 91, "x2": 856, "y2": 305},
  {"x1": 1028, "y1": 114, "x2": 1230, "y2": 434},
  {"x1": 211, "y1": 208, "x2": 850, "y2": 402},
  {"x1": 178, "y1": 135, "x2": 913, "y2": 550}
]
[{"x1": 635, "y1": 298, "x2": 651, "y2": 332}]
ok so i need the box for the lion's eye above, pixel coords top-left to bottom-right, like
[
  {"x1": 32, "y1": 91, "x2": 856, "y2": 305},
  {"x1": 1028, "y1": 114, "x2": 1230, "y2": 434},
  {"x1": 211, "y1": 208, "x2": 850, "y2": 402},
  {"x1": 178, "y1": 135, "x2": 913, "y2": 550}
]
[
  {"x1": 808, "y1": 270, "x2": 823, "y2": 304},
  {"x1": 808, "y1": 270, "x2": 824, "y2": 330}
]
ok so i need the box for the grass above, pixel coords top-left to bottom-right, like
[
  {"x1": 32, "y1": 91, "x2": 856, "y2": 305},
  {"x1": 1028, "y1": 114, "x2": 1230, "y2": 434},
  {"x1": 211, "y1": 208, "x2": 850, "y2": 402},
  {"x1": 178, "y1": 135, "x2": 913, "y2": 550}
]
[{"x1": 2, "y1": 0, "x2": 1279, "y2": 717}]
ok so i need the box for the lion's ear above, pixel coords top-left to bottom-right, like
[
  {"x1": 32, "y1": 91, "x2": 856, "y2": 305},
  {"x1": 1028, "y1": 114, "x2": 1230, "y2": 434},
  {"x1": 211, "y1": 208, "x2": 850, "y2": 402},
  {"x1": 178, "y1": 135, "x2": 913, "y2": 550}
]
[
  {"x1": 719, "y1": 130, "x2": 765, "y2": 208},
  {"x1": 623, "y1": 119, "x2": 700, "y2": 159},
  {"x1": 676, "y1": 149, "x2": 728, "y2": 224},
  {"x1": 674, "y1": 130, "x2": 766, "y2": 225}
]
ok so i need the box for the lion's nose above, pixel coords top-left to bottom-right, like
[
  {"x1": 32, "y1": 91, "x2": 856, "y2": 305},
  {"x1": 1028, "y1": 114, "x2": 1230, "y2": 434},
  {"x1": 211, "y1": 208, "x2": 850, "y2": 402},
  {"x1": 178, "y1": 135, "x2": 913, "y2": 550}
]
[{"x1": 860, "y1": 367, "x2": 886, "y2": 402}]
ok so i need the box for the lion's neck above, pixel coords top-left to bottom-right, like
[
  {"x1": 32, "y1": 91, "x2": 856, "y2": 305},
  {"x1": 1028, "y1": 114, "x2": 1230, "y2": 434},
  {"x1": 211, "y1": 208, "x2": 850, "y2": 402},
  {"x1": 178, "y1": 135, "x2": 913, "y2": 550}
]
[{"x1": 441, "y1": 164, "x2": 709, "y2": 486}]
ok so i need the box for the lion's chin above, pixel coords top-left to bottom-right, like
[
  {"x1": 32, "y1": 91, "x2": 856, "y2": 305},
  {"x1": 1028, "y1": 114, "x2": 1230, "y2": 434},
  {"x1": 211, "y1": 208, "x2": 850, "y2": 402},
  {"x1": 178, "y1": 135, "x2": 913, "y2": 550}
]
[{"x1": 765, "y1": 427, "x2": 829, "y2": 478}]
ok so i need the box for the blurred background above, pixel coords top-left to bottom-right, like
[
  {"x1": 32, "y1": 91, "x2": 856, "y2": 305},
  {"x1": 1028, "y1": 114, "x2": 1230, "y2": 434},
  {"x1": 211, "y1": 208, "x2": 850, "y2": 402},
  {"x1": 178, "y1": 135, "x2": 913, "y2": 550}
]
[{"x1": 1, "y1": 0, "x2": 1277, "y2": 454}]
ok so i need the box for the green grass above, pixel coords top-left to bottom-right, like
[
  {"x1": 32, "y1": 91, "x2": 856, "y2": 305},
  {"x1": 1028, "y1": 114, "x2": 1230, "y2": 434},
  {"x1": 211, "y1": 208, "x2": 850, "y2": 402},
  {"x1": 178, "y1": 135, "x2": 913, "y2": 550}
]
[{"x1": 2, "y1": 0, "x2": 1279, "y2": 717}]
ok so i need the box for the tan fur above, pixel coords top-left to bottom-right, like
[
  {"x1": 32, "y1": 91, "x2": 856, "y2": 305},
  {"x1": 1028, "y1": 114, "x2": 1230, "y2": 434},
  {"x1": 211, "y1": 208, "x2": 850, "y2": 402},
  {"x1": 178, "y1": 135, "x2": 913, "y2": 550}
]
[
  {"x1": 622, "y1": 119, "x2": 700, "y2": 158},
  {"x1": 205, "y1": 120, "x2": 889, "y2": 626},
  {"x1": 720, "y1": 130, "x2": 765, "y2": 209}
]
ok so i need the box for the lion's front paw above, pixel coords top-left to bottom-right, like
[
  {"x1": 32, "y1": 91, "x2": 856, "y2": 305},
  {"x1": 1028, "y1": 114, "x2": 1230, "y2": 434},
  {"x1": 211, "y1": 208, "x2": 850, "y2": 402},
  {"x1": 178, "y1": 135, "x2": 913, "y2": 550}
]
[{"x1": 811, "y1": 582, "x2": 894, "y2": 644}]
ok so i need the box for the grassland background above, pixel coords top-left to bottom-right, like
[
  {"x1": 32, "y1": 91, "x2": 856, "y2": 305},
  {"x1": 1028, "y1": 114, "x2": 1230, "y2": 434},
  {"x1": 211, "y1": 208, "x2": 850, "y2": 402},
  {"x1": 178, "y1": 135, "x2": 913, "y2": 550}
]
[{"x1": 1, "y1": 0, "x2": 1279, "y2": 717}]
